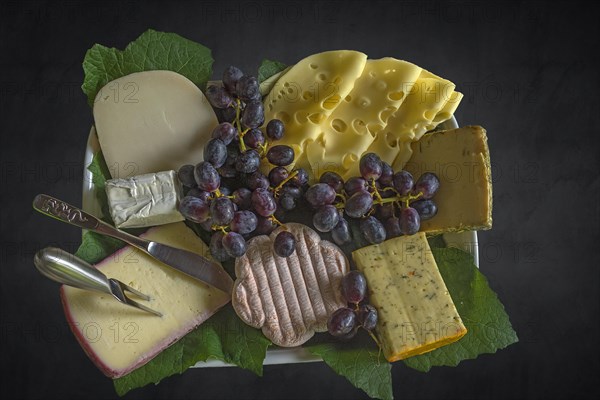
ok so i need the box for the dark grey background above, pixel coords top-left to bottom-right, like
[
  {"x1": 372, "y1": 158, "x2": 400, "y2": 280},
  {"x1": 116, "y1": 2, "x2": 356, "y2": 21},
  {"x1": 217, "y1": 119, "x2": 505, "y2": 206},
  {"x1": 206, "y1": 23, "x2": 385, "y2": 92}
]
[{"x1": 1, "y1": 1, "x2": 598, "y2": 399}]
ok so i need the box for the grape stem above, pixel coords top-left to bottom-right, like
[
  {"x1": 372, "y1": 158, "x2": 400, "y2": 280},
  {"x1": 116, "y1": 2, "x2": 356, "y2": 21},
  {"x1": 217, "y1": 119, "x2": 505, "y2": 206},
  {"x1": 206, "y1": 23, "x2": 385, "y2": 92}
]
[
  {"x1": 211, "y1": 225, "x2": 229, "y2": 234},
  {"x1": 234, "y1": 99, "x2": 247, "y2": 152},
  {"x1": 268, "y1": 215, "x2": 284, "y2": 227},
  {"x1": 271, "y1": 169, "x2": 299, "y2": 197}
]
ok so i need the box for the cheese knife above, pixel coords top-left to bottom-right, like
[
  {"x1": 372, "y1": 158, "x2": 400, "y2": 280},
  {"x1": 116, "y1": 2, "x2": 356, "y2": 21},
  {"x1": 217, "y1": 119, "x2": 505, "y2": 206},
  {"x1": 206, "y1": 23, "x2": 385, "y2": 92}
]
[{"x1": 32, "y1": 194, "x2": 233, "y2": 295}]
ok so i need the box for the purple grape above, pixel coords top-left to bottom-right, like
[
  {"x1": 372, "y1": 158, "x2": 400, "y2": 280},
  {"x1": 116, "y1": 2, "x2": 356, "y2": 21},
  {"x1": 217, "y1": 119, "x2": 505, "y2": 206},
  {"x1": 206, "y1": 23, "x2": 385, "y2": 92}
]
[
  {"x1": 379, "y1": 162, "x2": 394, "y2": 187},
  {"x1": 361, "y1": 216, "x2": 386, "y2": 244},
  {"x1": 341, "y1": 270, "x2": 367, "y2": 304},
  {"x1": 209, "y1": 232, "x2": 230, "y2": 262},
  {"x1": 223, "y1": 66, "x2": 244, "y2": 95},
  {"x1": 278, "y1": 191, "x2": 297, "y2": 211},
  {"x1": 206, "y1": 85, "x2": 234, "y2": 109},
  {"x1": 199, "y1": 217, "x2": 213, "y2": 232},
  {"x1": 289, "y1": 168, "x2": 309, "y2": 188},
  {"x1": 235, "y1": 149, "x2": 260, "y2": 174},
  {"x1": 194, "y1": 161, "x2": 220, "y2": 192},
  {"x1": 305, "y1": 183, "x2": 336, "y2": 208},
  {"x1": 211, "y1": 122, "x2": 238, "y2": 145},
  {"x1": 400, "y1": 207, "x2": 420, "y2": 235},
  {"x1": 266, "y1": 145, "x2": 295, "y2": 167},
  {"x1": 393, "y1": 171, "x2": 414, "y2": 196},
  {"x1": 232, "y1": 187, "x2": 252, "y2": 210},
  {"x1": 219, "y1": 186, "x2": 232, "y2": 197},
  {"x1": 410, "y1": 199, "x2": 438, "y2": 220},
  {"x1": 255, "y1": 216, "x2": 277, "y2": 234},
  {"x1": 220, "y1": 106, "x2": 237, "y2": 123},
  {"x1": 281, "y1": 185, "x2": 302, "y2": 199},
  {"x1": 246, "y1": 172, "x2": 270, "y2": 190},
  {"x1": 331, "y1": 218, "x2": 352, "y2": 246},
  {"x1": 266, "y1": 119, "x2": 285, "y2": 140},
  {"x1": 210, "y1": 197, "x2": 235, "y2": 225},
  {"x1": 252, "y1": 188, "x2": 277, "y2": 217},
  {"x1": 414, "y1": 172, "x2": 440, "y2": 199},
  {"x1": 222, "y1": 231, "x2": 247, "y2": 257},
  {"x1": 327, "y1": 307, "x2": 358, "y2": 337},
  {"x1": 345, "y1": 191, "x2": 373, "y2": 218},
  {"x1": 217, "y1": 165, "x2": 237, "y2": 178},
  {"x1": 344, "y1": 177, "x2": 367, "y2": 196},
  {"x1": 313, "y1": 205, "x2": 340, "y2": 233},
  {"x1": 230, "y1": 210, "x2": 258, "y2": 235},
  {"x1": 186, "y1": 188, "x2": 211, "y2": 202},
  {"x1": 375, "y1": 203, "x2": 395, "y2": 220},
  {"x1": 244, "y1": 128, "x2": 265, "y2": 149},
  {"x1": 269, "y1": 166, "x2": 289, "y2": 187},
  {"x1": 384, "y1": 216, "x2": 402, "y2": 238},
  {"x1": 225, "y1": 146, "x2": 239, "y2": 166},
  {"x1": 236, "y1": 75, "x2": 261, "y2": 102},
  {"x1": 357, "y1": 304, "x2": 378, "y2": 330},
  {"x1": 204, "y1": 138, "x2": 227, "y2": 168},
  {"x1": 178, "y1": 196, "x2": 210, "y2": 223},
  {"x1": 319, "y1": 171, "x2": 344, "y2": 193},
  {"x1": 178, "y1": 164, "x2": 196, "y2": 188},
  {"x1": 241, "y1": 101, "x2": 265, "y2": 129},
  {"x1": 359, "y1": 153, "x2": 383, "y2": 181},
  {"x1": 273, "y1": 231, "x2": 296, "y2": 257}
]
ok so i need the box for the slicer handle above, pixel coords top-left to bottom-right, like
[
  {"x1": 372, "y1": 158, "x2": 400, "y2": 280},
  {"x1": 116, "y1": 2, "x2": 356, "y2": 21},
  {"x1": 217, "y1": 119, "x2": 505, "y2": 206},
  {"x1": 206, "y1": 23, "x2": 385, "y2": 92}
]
[{"x1": 32, "y1": 194, "x2": 149, "y2": 250}]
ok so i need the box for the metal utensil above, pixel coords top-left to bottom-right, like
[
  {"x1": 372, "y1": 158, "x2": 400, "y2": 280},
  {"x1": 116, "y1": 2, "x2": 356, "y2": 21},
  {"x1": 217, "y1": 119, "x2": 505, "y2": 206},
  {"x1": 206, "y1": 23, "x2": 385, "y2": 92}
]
[
  {"x1": 32, "y1": 194, "x2": 233, "y2": 295},
  {"x1": 34, "y1": 247, "x2": 162, "y2": 317}
]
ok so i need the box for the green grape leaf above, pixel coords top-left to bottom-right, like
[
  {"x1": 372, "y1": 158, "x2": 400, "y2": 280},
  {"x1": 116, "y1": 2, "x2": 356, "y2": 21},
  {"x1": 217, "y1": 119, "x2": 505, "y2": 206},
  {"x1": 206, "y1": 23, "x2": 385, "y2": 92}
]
[
  {"x1": 403, "y1": 247, "x2": 519, "y2": 372},
  {"x1": 258, "y1": 59, "x2": 287, "y2": 83},
  {"x1": 82, "y1": 29, "x2": 213, "y2": 106}
]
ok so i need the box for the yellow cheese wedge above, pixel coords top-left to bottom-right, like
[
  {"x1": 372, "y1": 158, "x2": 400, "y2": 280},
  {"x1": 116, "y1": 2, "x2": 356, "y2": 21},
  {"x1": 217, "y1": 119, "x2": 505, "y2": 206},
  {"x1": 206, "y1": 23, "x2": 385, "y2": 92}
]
[
  {"x1": 305, "y1": 58, "x2": 422, "y2": 178},
  {"x1": 93, "y1": 71, "x2": 218, "y2": 178},
  {"x1": 352, "y1": 233, "x2": 467, "y2": 362},
  {"x1": 262, "y1": 50, "x2": 368, "y2": 169},
  {"x1": 405, "y1": 125, "x2": 493, "y2": 234},
  {"x1": 61, "y1": 222, "x2": 230, "y2": 378}
]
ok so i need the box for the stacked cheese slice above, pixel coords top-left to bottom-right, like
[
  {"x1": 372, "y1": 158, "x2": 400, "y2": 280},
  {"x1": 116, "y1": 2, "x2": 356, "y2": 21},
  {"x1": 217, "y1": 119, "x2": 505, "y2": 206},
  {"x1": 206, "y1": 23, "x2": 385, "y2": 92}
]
[{"x1": 262, "y1": 51, "x2": 463, "y2": 180}]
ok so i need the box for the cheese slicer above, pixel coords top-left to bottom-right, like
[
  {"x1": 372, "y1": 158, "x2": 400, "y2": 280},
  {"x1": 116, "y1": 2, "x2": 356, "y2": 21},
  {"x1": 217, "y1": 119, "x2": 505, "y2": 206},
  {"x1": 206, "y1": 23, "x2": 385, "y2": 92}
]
[{"x1": 34, "y1": 247, "x2": 163, "y2": 317}]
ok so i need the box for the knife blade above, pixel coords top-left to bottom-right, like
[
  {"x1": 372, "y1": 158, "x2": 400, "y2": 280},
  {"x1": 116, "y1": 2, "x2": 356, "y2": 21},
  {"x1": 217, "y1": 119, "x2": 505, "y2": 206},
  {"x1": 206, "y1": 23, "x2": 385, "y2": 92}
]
[{"x1": 33, "y1": 194, "x2": 233, "y2": 295}]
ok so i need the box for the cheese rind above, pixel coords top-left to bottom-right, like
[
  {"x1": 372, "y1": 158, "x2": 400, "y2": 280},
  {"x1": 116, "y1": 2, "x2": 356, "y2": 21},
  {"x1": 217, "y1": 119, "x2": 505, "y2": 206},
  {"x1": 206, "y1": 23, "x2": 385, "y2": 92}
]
[
  {"x1": 105, "y1": 170, "x2": 184, "y2": 228},
  {"x1": 352, "y1": 233, "x2": 467, "y2": 362},
  {"x1": 404, "y1": 126, "x2": 493, "y2": 234},
  {"x1": 93, "y1": 70, "x2": 218, "y2": 178},
  {"x1": 61, "y1": 223, "x2": 230, "y2": 378}
]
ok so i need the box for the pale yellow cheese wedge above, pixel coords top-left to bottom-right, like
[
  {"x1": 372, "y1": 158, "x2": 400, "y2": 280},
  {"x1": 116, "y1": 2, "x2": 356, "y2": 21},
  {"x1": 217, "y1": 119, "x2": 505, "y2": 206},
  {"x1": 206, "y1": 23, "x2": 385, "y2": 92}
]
[
  {"x1": 61, "y1": 222, "x2": 230, "y2": 378},
  {"x1": 353, "y1": 233, "x2": 467, "y2": 362},
  {"x1": 305, "y1": 58, "x2": 422, "y2": 178},
  {"x1": 261, "y1": 50, "x2": 368, "y2": 170},
  {"x1": 93, "y1": 71, "x2": 218, "y2": 178}
]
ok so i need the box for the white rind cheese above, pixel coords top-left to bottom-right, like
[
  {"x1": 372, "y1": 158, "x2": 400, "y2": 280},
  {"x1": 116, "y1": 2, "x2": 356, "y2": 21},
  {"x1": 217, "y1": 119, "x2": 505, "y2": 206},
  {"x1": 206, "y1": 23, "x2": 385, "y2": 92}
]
[
  {"x1": 352, "y1": 233, "x2": 467, "y2": 362},
  {"x1": 61, "y1": 222, "x2": 230, "y2": 378},
  {"x1": 93, "y1": 70, "x2": 218, "y2": 178},
  {"x1": 105, "y1": 170, "x2": 184, "y2": 228}
]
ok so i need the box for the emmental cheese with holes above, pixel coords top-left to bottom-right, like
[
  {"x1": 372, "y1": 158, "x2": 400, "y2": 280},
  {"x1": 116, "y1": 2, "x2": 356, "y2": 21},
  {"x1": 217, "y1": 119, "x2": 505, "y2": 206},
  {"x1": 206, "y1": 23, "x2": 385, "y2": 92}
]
[
  {"x1": 352, "y1": 233, "x2": 467, "y2": 362},
  {"x1": 232, "y1": 223, "x2": 348, "y2": 347},
  {"x1": 404, "y1": 125, "x2": 493, "y2": 235}
]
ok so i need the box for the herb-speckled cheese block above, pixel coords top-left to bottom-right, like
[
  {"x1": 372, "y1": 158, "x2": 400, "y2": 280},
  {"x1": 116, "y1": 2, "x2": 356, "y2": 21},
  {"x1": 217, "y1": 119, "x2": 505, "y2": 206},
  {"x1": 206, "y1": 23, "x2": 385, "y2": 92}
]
[{"x1": 352, "y1": 233, "x2": 467, "y2": 362}]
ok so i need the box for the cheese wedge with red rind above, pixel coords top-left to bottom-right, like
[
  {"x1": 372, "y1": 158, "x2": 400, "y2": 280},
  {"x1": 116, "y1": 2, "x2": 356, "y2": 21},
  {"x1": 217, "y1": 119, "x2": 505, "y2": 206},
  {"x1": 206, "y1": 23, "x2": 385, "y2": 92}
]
[{"x1": 61, "y1": 222, "x2": 230, "y2": 378}]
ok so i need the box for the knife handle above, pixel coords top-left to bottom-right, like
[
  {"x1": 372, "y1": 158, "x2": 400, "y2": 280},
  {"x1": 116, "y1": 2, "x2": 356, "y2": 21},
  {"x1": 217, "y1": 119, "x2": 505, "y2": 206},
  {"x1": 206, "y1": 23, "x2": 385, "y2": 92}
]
[{"x1": 32, "y1": 194, "x2": 149, "y2": 250}]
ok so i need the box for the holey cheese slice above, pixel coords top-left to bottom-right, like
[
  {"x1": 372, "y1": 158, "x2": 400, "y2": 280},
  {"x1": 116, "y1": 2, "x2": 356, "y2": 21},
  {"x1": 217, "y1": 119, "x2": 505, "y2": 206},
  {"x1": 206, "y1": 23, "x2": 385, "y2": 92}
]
[
  {"x1": 61, "y1": 223, "x2": 230, "y2": 378},
  {"x1": 353, "y1": 233, "x2": 467, "y2": 362},
  {"x1": 305, "y1": 58, "x2": 422, "y2": 178},
  {"x1": 262, "y1": 50, "x2": 367, "y2": 169},
  {"x1": 93, "y1": 71, "x2": 218, "y2": 178},
  {"x1": 404, "y1": 126, "x2": 492, "y2": 234}
]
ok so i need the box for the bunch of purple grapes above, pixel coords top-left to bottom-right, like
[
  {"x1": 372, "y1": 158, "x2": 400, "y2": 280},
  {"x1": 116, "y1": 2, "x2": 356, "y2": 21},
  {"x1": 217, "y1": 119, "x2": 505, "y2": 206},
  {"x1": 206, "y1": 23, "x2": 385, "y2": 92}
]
[
  {"x1": 177, "y1": 66, "x2": 308, "y2": 260},
  {"x1": 306, "y1": 152, "x2": 440, "y2": 246},
  {"x1": 327, "y1": 270, "x2": 378, "y2": 341}
]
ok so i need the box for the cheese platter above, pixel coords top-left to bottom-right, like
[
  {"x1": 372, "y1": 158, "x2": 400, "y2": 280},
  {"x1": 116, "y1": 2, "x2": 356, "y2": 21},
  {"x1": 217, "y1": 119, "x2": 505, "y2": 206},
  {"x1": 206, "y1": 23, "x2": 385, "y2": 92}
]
[{"x1": 32, "y1": 29, "x2": 515, "y2": 398}]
